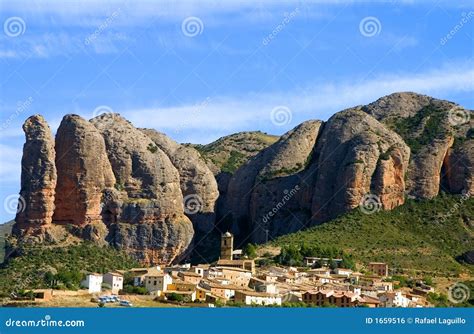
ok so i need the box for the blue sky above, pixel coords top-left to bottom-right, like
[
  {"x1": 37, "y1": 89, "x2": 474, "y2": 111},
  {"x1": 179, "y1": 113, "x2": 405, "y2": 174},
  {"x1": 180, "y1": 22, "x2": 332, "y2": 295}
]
[{"x1": 0, "y1": 0, "x2": 473, "y2": 223}]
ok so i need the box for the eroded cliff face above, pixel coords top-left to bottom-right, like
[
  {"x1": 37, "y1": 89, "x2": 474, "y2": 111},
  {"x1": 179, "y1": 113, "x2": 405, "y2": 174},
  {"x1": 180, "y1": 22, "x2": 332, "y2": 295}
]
[
  {"x1": 310, "y1": 109, "x2": 410, "y2": 222},
  {"x1": 13, "y1": 115, "x2": 57, "y2": 241},
  {"x1": 12, "y1": 113, "x2": 195, "y2": 265},
  {"x1": 91, "y1": 114, "x2": 194, "y2": 265},
  {"x1": 443, "y1": 139, "x2": 474, "y2": 195},
  {"x1": 363, "y1": 92, "x2": 473, "y2": 198},
  {"x1": 141, "y1": 129, "x2": 219, "y2": 233},
  {"x1": 224, "y1": 120, "x2": 323, "y2": 242},
  {"x1": 11, "y1": 92, "x2": 473, "y2": 256},
  {"x1": 222, "y1": 93, "x2": 471, "y2": 243},
  {"x1": 53, "y1": 115, "x2": 116, "y2": 228}
]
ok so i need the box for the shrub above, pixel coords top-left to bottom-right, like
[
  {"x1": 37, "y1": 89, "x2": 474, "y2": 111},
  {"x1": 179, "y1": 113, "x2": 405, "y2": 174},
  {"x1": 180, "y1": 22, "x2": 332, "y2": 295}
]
[
  {"x1": 243, "y1": 243, "x2": 257, "y2": 259},
  {"x1": 122, "y1": 285, "x2": 148, "y2": 295},
  {"x1": 147, "y1": 143, "x2": 158, "y2": 153},
  {"x1": 167, "y1": 292, "x2": 184, "y2": 302}
]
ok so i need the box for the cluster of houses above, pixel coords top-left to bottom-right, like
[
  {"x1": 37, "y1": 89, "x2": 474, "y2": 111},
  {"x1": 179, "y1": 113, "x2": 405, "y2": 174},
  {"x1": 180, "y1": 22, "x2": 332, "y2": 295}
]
[{"x1": 79, "y1": 233, "x2": 431, "y2": 307}]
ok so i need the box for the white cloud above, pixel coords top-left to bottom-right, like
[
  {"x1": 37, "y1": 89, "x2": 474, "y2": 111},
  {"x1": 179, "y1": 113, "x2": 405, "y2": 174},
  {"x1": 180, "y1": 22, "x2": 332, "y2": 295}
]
[
  {"x1": 0, "y1": 60, "x2": 472, "y2": 201},
  {"x1": 119, "y1": 60, "x2": 474, "y2": 139},
  {"x1": 0, "y1": 31, "x2": 129, "y2": 59}
]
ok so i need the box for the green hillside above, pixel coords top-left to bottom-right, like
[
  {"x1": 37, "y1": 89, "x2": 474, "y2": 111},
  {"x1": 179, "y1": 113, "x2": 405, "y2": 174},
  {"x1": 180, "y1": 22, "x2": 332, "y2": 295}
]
[
  {"x1": 191, "y1": 131, "x2": 279, "y2": 174},
  {"x1": 0, "y1": 221, "x2": 13, "y2": 263},
  {"x1": 0, "y1": 242, "x2": 138, "y2": 293},
  {"x1": 265, "y1": 194, "x2": 474, "y2": 276}
]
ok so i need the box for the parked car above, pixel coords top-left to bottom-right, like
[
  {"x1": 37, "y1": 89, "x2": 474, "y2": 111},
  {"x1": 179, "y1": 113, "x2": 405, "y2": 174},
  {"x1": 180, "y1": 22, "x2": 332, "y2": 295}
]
[
  {"x1": 119, "y1": 300, "x2": 133, "y2": 307},
  {"x1": 110, "y1": 295, "x2": 120, "y2": 302},
  {"x1": 99, "y1": 295, "x2": 116, "y2": 303}
]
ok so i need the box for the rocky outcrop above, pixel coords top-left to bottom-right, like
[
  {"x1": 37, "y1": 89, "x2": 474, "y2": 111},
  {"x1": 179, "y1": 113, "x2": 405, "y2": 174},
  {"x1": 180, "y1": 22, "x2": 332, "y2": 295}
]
[
  {"x1": 441, "y1": 114, "x2": 474, "y2": 195},
  {"x1": 224, "y1": 121, "x2": 323, "y2": 242},
  {"x1": 443, "y1": 139, "x2": 474, "y2": 195},
  {"x1": 363, "y1": 92, "x2": 473, "y2": 198},
  {"x1": 311, "y1": 109, "x2": 410, "y2": 222},
  {"x1": 193, "y1": 131, "x2": 279, "y2": 175},
  {"x1": 13, "y1": 115, "x2": 57, "y2": 241},
  {"x1": 10, "y1": 92, "x2": 473, "y2": 261},
  {"x1": 141, "y1": 129, "x2": 219, "y2": 233},
  {"x1": 53, "y1": 115, "x2": 116, "y2": 227},
  {"x1": 108, "y1": 217, "x2": 194, "y2": 265},
  {"x1": 91, "y1": 114, "x2": 194, "y2": 265}
]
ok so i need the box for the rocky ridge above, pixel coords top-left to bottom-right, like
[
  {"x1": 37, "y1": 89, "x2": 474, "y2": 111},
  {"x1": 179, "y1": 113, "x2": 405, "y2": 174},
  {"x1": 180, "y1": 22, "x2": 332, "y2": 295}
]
[{"x1": 10, "y1": 92, "x2": 473, "y2": 262}]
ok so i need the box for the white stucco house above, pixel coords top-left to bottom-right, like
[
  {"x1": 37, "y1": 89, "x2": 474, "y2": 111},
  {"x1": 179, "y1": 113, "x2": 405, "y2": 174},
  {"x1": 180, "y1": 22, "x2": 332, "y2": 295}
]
[
  {"x1": 81, "y1": 273, "x2": 103, "y2": 294},
  {"x1": 103, "y1": 272, "x2": 124, "y2": 294}
]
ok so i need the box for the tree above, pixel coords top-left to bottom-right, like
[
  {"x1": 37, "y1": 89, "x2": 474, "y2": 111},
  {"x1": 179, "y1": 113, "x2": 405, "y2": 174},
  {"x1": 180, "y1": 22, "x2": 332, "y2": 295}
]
[
  {"x1": 329, "y1": 259, "x2": 338, "y2": 270},
  {"x1": 167, "y1": 292, "x2": 184, "y2": 302},
  {"x1": 340, "y1": 254, "x2": 356, "y2": 270},
  {"x1": 243, "y1": 243, "x2": 257, "y2": 259},
  {"x1": 276, "y1": 245, "x2": 303, "y2": 266}
]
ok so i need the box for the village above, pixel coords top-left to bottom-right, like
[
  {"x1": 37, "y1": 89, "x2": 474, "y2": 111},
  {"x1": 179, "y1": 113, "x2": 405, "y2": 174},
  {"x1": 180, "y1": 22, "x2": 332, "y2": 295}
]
[{"x1": 14, "y1": 232, "x2": 440, "y2": 308}]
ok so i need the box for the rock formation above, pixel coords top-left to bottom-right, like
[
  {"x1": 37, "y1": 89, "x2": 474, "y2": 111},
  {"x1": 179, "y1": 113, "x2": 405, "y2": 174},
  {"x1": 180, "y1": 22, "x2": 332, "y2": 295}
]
[
  {"x1": 53, "y1": 115, "x2": 116, "y2": 228},
  {"x1": 10, "y1": 92, "x2": 473, "y2": 261},
  {"x1": 13, "y1": 115, "x2": 57, "y2": 241},
  {"x1": 224, "y1": 120, "x2": 323, "y2": 242},
  {"x1": 141, "y1": 129, "x2": 219, "y2": 233},
  {"x1": 91, "y1": 114, "x2": 194, "y2": 264},
  {"x1": 310, "y1": 108, "x2": 410, "y2": 222},
  {"x1": 363, "y1": 92, "x2": 473, "y2": 198}
]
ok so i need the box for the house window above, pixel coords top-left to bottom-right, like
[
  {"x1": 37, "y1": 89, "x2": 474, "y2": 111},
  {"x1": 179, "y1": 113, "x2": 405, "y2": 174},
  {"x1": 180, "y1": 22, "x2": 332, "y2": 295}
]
[{"x1": 154, "y1": 281, "x2": 157, "y2": 286}]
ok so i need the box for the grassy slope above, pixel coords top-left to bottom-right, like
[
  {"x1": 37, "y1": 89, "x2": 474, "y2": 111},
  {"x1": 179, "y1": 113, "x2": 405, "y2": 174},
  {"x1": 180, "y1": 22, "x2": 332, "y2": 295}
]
[
  {"x1": 0, "y1": 221, "x2": 13, "y2": 263},
  {"x1": 0, "y1": 242, "x2": 138, "y2": 293},
  {"x1": 267, "y1": 194, "x2": 473, "y2": 276},
  {"x1": 192, "y1": 131, "x2": 279, "y2": 173}
]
